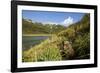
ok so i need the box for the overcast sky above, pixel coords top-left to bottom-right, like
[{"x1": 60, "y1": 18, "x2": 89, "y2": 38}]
[{"x1": 22, "y1": 10, "x2": 85, "y2": 26}]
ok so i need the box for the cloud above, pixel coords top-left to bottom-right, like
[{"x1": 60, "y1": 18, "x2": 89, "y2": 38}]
[
  {"x1": 62, "y1": 16, "x2": 74, "y2": 26},
  {"x1": 39, "y1": 16, "x2": 74, "y2": 27}
]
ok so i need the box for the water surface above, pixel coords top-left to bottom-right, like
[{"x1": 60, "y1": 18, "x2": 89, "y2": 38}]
[{"x1": 22, "y1": 36, "x2": 49, "y2": 50}]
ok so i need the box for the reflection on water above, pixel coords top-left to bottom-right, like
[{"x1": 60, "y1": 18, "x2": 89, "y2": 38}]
[{"x1": 22, "y1": 36, "x2": 49, "y2": 50}]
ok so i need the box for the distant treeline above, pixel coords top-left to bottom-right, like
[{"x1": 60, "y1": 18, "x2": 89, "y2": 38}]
[{"x1": 22, "y1": 19, "x2": 66, "y2": 34}]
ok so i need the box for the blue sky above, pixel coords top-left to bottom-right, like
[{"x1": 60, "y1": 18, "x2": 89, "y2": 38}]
[{"x1": 22, "y1": 10, "x2": 85, "y2": 26}]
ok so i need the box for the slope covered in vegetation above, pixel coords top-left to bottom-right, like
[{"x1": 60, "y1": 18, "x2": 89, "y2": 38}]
[
  {"x1": 22, "y1": 14, "x2": 90, "y2": 62},
  {"x1": 22, "y1": 19, "x2": 66, "y2": 34}
]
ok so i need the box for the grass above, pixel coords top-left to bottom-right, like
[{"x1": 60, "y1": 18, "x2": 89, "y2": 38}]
[
  {"x1": 22, "y1": 33, "x2": 76, "y2": 62},
  {"x1": 22, "y1": 35, "x2": 62, "y2": 62},
  {"x1": 22, "y1": 30, "x2": 90, "y2": 62}
]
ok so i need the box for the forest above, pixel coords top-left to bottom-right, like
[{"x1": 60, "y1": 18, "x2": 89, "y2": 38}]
[{"x1": 22, "y1": 14, "x2": 90, "y2": 62}]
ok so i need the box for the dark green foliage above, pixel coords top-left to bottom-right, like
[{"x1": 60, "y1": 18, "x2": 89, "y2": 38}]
[
  {"x1": 57, "y1": 14, "x2": 90, "y2": 59},
  {"x1": 72, "y1": 33, "x2": 90, "y2": 59}
]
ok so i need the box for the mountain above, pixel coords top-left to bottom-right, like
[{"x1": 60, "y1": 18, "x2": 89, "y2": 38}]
[{"x1": 22, "y1": 19, "x2": 66, "y2": 34}]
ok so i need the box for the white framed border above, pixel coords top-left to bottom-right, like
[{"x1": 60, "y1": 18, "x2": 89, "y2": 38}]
[{"x1": 17, "y1": 5, "x2": 94, "y2": 68}]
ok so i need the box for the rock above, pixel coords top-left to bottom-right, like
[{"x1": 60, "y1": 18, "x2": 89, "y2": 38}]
[{"x1": 58, "y1": 41, "x2": 75, "y2": 60}]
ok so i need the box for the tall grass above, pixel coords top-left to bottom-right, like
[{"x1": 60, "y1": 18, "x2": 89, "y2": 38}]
[{"x1": 22, "y1": 36, "x2": 62, "y2": 62}]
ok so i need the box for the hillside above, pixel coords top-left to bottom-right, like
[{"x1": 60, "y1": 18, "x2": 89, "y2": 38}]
[
  {"x1": 22, "y1": 19, "x2": 66, "y2": 34},
  {"x1": 57, "y1": 14, "x2": 90, "y2": 59},
  {"x1": 22, "y1": 14, "x2": 90, "y2": 62}
]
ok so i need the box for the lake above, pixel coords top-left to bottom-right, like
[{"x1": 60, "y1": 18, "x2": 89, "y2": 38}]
[{"x1": 22, "y1": 36, "x2": 49, "y2": 50}]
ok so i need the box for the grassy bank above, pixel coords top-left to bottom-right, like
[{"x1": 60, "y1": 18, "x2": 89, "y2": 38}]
[
  {"x1": 22, "y1": 35, "x2": 63, "y2": 62},
  {"x1": 22, "y1": 34, "x2": 75, "y2": 62}
]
